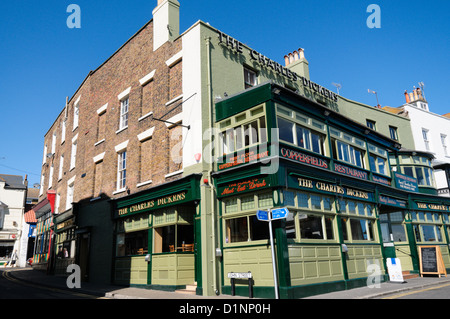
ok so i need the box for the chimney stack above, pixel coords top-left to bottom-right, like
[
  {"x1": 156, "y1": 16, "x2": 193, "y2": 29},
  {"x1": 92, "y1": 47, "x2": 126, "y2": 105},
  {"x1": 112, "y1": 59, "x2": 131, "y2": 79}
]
[
  {"x1": 152, "y1": 0, "x2": 180, "y2": 51},
  {"x1": 404, "y1": 90, "x2": 410, "y2": 103},
  {"x1": 284, "y1": 48, "x2": 310, "y2": 80}
]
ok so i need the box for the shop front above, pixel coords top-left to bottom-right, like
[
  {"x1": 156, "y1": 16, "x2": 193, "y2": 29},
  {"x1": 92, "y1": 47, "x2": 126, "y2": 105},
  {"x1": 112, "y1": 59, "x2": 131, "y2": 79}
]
[
  {"x1": 113, "y1": 174, "x2": 201, "y2": 291},
  {"x1": 54, "y1": 209, "x2": 76, "y2": 275}
]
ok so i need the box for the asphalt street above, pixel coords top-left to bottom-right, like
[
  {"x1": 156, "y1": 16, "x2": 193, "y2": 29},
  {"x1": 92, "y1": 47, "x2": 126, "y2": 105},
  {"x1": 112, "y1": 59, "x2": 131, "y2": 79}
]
[{"x1": 0, "y1": 269, "x2": 102, "y2": 299}]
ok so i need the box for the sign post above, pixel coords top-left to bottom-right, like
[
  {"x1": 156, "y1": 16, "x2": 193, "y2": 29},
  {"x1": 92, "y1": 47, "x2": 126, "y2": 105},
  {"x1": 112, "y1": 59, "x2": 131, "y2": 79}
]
[{"x1": 257, "y1": 207, "x2": 290, "y2": 299}]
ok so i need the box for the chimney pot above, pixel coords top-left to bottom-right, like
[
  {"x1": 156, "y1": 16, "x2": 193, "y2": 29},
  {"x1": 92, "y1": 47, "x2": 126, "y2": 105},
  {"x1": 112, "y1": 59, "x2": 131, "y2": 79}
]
[
  {"x1": 404, "y1": 90, "x2": 410, "y2": 103},
  {"x1": 284, "y1": 55, "x2": 290, "y2": 66}
]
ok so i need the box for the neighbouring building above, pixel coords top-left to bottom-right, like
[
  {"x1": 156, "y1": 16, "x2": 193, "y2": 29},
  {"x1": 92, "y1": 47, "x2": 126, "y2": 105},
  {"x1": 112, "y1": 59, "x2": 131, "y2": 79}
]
[
  {"x1": 0, "y1": 174, "x2": 27, "y2": 267},
  {"x1": 384, "y1": 87, "x2": 450, "y2": 197},
  {"x1": 32, "y1": 0, "x2": 450, "y2": 298}
]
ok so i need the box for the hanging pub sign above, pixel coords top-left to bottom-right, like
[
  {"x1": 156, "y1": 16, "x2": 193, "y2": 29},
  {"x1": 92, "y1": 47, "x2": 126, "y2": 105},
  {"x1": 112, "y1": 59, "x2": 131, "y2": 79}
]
[
  {"x1": 217, "y1": 30, "x2": 339, "y2": 103},
  {"x1": 394, "y1": 172, "x2": 418, "y2": 192}
]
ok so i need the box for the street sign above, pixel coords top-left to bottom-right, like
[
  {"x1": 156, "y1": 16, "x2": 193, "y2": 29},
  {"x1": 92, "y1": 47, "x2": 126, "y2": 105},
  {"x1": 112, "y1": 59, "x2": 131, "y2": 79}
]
[
  {"x1": 256, "y1": 210, "x2": 269, "y2": 222},
  {"x1": 271, "y1": 207, "x2": 289, "y2": 220}
]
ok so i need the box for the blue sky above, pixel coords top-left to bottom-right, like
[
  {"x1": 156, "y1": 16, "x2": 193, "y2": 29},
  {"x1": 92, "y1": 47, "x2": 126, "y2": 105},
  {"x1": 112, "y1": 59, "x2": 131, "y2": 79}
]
[{"x1": 0, "y1": 0, "x2": 449, "y2": 187}]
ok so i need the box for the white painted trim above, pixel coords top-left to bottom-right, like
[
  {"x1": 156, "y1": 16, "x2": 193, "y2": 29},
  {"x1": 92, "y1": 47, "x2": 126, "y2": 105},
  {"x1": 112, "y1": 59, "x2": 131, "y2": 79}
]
[
  {"x1": 113, "y1": 188, "x2": 127, "y2": 195},
  {"x1": 137, "y1": 180, "x2": 153, "y2": 188},
  {"x1": 165, "y1": 51, "x2": 183, "y2": 67},
  {"x1": 137, "y1": 127, "x2": 155, "y2": 142},
  {"x1": 94, "y1": 139, "x2": 105, "y2": 147},
  {"x1": 164, "y1": 113, "x2": 183, "y2": 128},
  {"x1": 97, "y1": 103, "x2": 108, "y2": 115},
  {"x1": 115, "y1": 140, "x2": 129, "y2": 153},
  {"x1": 74, "y1": 95, "x2": 81, "y2": 106},
  {"x1": 93, "y1": 152, "x2": 105, "y2": 163},
  {"x1": 138, "y1": 111, "x2": 153, "y2": 122},
  {"x1": 72, "y1": 133, "x2": 79, "y2": 143},
  {"x1": 139, "y1": 70, "x2": 156, "y2": 86},
  {"x1": 165, "y1": 94, "x2": 183, "y2": 106},
  {"x1": 67, "y1": 175, "x2": 76, "y2": 186},
  {"x1": 115, "y1": 126, "x2": 128, "y2": 135},
  {"x1": 117, "y1": 87, "x2": 131, "y2": 100},
  {"x1": 165, "y1": 170, "x2": 183, "y2": 179}
]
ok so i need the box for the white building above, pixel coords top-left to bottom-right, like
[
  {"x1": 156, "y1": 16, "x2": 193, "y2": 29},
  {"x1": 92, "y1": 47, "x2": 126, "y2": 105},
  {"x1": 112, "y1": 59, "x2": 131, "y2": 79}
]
[
  {"x1": 0, "y1": 174, "x2": 28, "y2": 266},
  {"x1": 389, "y1": 88, "x2": 450, "y2": 196}
]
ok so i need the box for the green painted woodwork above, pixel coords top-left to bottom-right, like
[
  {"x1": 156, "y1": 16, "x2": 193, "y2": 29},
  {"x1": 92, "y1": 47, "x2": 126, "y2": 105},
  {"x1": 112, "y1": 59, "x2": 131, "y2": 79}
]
[
  {"x1": 345, "y1": 244, "x2": 385, "y2": 280},
  {"x1": 114, "y1": 256, "x2": 148, "y2": 286}
]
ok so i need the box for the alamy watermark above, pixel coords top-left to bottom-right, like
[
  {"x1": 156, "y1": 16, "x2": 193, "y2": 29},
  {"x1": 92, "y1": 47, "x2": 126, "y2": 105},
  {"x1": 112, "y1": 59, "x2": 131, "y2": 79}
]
[
  {"x1": 66, "y1": 264, "x2": 81, "y2": 289},
  {"x1": 67, "y1": 4, "x2": 81, "y2": 29},
  {"x1": 366, "y1": 4, "x2": 381, "y2": 29}
]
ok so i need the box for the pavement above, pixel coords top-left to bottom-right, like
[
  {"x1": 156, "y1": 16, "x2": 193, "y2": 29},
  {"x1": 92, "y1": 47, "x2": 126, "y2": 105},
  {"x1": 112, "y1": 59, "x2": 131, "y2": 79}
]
[{"x1": 3, "y1": 266, "x2": 450, "y2": 299}]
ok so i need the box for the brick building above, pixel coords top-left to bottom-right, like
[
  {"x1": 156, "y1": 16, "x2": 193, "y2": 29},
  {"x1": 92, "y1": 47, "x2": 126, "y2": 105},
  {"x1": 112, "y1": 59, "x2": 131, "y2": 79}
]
[{"x1": 34, "y1": 0, "x2": 450, "y2": 298}]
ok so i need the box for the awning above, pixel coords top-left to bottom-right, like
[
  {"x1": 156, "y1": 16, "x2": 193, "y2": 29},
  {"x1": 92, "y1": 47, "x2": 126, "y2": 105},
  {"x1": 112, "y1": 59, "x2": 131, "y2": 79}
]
[{"x1": 24, "y1": 210, "x2": 37, "y2": 224}]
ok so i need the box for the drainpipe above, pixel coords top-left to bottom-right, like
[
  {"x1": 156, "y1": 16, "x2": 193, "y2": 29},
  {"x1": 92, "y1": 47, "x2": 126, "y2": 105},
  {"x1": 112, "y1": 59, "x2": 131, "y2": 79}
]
[{"x1": 205, "y1": 36, "x2": 218, "y2": 295}]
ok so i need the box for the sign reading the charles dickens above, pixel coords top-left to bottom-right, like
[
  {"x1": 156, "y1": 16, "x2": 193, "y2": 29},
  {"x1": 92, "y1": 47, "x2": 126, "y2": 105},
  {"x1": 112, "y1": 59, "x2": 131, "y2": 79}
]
[
  {"x1": 118, "y1": 192, "x2": 187, "y2": 217},
  {"x1": 296, "y1": 177, "x2": 372, "y2": 201},
  {"x1": 218, "y1": 31, "x2": 339, "y2": 103},
  {"x1": 416, "y1": 202, "x2": 450, "y2": 212}
]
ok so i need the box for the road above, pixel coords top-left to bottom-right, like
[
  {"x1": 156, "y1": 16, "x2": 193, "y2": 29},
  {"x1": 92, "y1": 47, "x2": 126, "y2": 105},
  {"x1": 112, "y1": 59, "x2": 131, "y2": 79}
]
[
  {"x1": 380, "y1": 282, "x2": 450, "y2": 299},
  {"x1": 0, "y1": 269, "x2": 102, "y2": 299}
]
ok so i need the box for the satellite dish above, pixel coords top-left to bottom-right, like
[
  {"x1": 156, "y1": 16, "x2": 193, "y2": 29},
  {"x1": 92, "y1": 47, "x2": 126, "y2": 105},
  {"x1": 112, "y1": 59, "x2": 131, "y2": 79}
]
[{"x1": 33, "y1": 183, "x2": 40, "y2": 189}]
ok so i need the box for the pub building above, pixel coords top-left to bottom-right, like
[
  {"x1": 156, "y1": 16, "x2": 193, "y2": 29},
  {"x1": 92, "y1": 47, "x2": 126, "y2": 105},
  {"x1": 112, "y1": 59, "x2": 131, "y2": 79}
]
[
  {"x1": 112, "y1": 174, "x2": 202, "y2": 291},
  {"x1": 213, "y1": 82, "x2": 450, "y2": 298}
]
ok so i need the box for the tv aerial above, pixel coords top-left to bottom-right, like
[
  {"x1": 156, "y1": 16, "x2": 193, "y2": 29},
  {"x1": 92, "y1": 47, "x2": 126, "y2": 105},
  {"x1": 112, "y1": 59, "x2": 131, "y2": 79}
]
[{"x1": 332, "y1": 83, "x2": 342, "y2": 95}]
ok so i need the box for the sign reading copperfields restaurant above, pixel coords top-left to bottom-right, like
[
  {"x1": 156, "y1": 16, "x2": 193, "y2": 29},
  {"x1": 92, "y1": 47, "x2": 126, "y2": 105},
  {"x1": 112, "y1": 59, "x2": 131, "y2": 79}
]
[{"x1": 117, "y1": 192, "x2": 188, "y2": 217}]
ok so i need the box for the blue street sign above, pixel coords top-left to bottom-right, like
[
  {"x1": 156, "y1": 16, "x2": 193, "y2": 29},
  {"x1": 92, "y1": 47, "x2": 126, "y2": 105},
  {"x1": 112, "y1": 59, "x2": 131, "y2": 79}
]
[
  {"x1": 271, "y1": 207, "x2": 289, "y2": 220},
  {"x1": 256, "y1": 210, "x2": 269, "y2": 221}
]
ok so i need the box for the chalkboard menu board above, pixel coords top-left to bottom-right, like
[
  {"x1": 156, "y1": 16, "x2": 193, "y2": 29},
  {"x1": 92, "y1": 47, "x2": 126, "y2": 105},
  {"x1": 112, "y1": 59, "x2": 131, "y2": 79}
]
[
  {"x1": 420, "y1": 247, "x2": 438, "y2": 273},
  {"x1": 418, "y1": 246, "x2": 447, "y2": 278}
]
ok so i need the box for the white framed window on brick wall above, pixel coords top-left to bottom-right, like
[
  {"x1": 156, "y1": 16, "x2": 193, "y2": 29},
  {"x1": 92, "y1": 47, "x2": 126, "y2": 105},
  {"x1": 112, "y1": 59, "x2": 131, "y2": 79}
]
[
  {"x1": 70, "y1": 134, "x2": 78, "y2": 170},
  {"x1": 58, "y1": 155, "x2": 64, "y2": 181},
  {"x1": 66, "y1": 180, "x2": 74, "y2": 211},
  {"x1": 117, "y1": 87, "x2": 131, "y2": 133},
  {"x1": 117, "y1": 151, "x2": 127, "y2": 191},
  {"x1": 114, "y1": 140, "x2": 129, "y2": 193},
  {"x1": 73, "y1": 96, "x2": 80, "y2": 131},
  {"x1": 119, "y1": 98, "x2": 129, "y2": 130}
]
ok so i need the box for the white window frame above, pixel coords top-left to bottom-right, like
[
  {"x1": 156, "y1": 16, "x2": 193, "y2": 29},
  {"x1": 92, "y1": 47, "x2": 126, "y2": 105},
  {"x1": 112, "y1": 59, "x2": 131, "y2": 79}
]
[
  {"x1": 58, "y1": 155, "x2": 64, "y2": 181},
  {"x1": 48, "y1": 165, "x2": 54, "y2": 189},
  {"x1": 61, "y1": 120, "x2": 66, "y2": 144},
  {"x1": 51, "y1": 132, "x2": 57, "y2": 154},
  {"x1": 66, "y1": 182, "x2": 74, "y2": 210},
  {"x1": 70, "y1": 134, "x2": 78, "y2": 170},
  {"x1": 117, "y1": 151, "x2": 127, "y2": 191},
  {"x1": 73, "y1": 97, "x2": 80, "y2": 131},
  {"x1": 244, "y1": 67, "x2": 257, "y2": 89},
  {"x1": 119, "y1": 98, "x2": 129, "y2": 130},
  {"x1": 422, "y1": 128, "x2": 430, "y2": 151},
  {"x1": 441, "y1": 134, "x2": 448, "y2": 156}
]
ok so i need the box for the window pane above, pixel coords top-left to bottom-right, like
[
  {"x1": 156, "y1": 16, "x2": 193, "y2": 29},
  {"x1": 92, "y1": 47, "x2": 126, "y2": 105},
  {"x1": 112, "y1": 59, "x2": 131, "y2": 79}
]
[
  {"x1": 177, "y1": 225, "x2": 194, "y2": 249},
  {"x1": 311, "y1": 133, "x2": 323, "y2": 154},
  {"x1": 278, "y1": 117, "x2": 294, "y2": 144},
  {"x1": 369, "y1": 155, "x2": 377, "y2": 172},
  {"x1": 241, "y1": 195, "x2": 255, "y2": 210},
  {"x1": 341, "y1": 217, "x2": 348, "y2": 240},
  {"x1": 422, "y1": 225, "x2": 436, "y2": 242},
  {"x1": 226, "y1": 217, "x2": 248, "y2": 243},
  {"x1": 392, "y1": 224, "x2": 407, "y2": 242},
  {"x1": 299, "y1": 214, "x2": 324, "y2": 239},
  {"x1": 325, "y1": 217, "x2": 334, "y2": 240},
  {"x1": 298, "y1": 193, "x2": 309, "y2": 208},
  {"x1": 403, "y1": 166, "x2": 414, "y2": 178},
  {"x1": 258, "y1": 193, "x2": 272, "y2": 208},
  {"x1": 250, "y1": 215, "x2": 270, "y2": 241},
  {"x1": 310, "y1": 195, "x2": 321, "y2": 210},
  {"x1": 283, "y1": 191, "x2": 295, "y2": 207},
  {"x1": 415, "y1": 167, "x2": 425, "y2": 185},
  {"x1": 350, "y1": 219, "x2": 367, "y2": 240},
  {"x1": 377, "y1": 157, "x2": 386, "y2": 175},
  {"x1": 259, "y1": 117, "x2": 267, "y2": 143},
  {"x1": 414, "y1": 225, "x2": 422, "y2": 242},
  {"x1": 323, "y1": 197, "x2": 333, "y2": 211},
  {"x1": 155, "y1": 225, "x2": 175, "y2": 253},
  {"x1": 224, "y1": 198, "x2": 238, "y2": 214}
]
